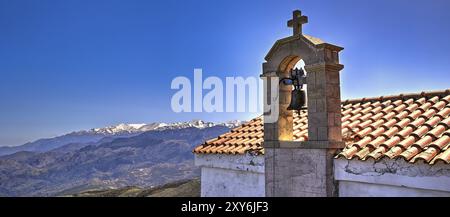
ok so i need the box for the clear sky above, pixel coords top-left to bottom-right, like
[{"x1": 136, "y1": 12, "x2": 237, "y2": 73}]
[{"x1": 1, "y1": 0, "x2": 450, "y2": 146}]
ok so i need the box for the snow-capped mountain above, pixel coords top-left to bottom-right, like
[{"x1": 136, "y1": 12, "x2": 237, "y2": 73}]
[
  {"x1": 153, "y1": 120, "x2": 242, "y2": 131},
  {"x1": 90, "y1": 123, "x2": 154, "y2": 134},
  {"x1": 81, "y1": 120, "x2": 243, "y2": 135}
]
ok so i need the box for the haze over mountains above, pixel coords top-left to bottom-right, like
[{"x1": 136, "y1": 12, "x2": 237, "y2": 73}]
[{"x1": 0, "y1": 120, "x2": 240, "y2": 196}]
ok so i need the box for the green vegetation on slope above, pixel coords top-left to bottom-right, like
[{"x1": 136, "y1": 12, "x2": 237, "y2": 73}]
[{"x1": 67, "y1": 178, "x2": 200, "y2": 197}]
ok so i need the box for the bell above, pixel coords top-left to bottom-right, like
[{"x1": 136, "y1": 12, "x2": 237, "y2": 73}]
[{"x1": 287, "y1": 88, "x2": 306, "y2": 110}]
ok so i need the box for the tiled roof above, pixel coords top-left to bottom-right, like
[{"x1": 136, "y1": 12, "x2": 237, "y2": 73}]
[{"x1": 193, "y1": 89, "x2": 450, "y2": 165}]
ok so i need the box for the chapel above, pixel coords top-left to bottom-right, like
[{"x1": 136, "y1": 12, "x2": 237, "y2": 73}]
[{"x1": 193, "y1": 10, "x2": 450, "y2": 197}]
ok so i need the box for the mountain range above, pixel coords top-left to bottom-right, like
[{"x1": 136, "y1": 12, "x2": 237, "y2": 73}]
[
  {"x1": 0, "y1": 120, "x2": 241, "y2": 156},
  {"x1": 0, "y1": 120, "x2": 239, "y2": 196}
]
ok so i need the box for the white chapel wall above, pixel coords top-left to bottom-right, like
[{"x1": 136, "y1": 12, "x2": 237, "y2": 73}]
[
  {"x1": 195, "y1": 153, "x2": 265, "y2": 197},
  {"x1": 334, "y1": 158, "x2": 450, "y2": 197},
  {"x1": 196, "y1": 153, "x2": 450, "y2": 197}
]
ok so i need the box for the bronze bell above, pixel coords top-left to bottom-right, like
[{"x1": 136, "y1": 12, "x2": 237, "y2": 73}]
[
  {"x1": 287, "y1": 88, "x2": 306, "y2": 110},
  {"x1": 280, "y1": 67, "x2": 307, "y2": 111}
]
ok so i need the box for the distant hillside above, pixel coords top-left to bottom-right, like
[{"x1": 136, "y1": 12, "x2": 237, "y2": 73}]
[
  {"x1": 66, "y1": 178, "x2": 200, "y2": 197},
  {"x1": 0, "y1": 125, "x2": 231, "y2": 196}
]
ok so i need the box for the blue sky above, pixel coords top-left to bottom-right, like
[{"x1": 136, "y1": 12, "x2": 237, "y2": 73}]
[{"x1": 1, "y1": 0, "x2": 450, "y2": 146}]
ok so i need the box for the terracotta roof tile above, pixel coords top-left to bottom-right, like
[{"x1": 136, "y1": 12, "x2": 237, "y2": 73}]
[
  {"x1": 432, "y1": 148, "x2": 450, "y2": 164},
  {"x1": 414, "y1": 135, "x2": 434, "y2": 149},
  {"x1": 367, "y1": 136, "x2": 387, "y2": 149},
  {"x1": 384, "y1": 146, "x2": 404, "y2": 159},
  {"x1": 429, "y1": 131, "x2": 450, "y2": 150},
  {"x1": 411, "y1": 147, "x2": 440, "y2": 163},
  {"x1": 193, "y1": 89, "x2": 450, "y2": 165},
  {"x1": 355, "y1": 146, "x2": 372, "y2": 159},
  {"x1": 400, "y1": 147, "x2": 421, "y2": 161},
  {"x1": 398, "y1": 136, "x2": 415, "y2": 149}
]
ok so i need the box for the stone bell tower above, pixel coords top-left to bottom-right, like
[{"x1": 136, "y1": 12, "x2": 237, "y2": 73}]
[{"x1": 262, "y1": 10, "x2": 344, "y2": 197}]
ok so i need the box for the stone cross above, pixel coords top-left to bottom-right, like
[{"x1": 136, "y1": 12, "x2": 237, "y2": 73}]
[{"x1": 287, "y1": 10, "x2": 308, "y2": 35}]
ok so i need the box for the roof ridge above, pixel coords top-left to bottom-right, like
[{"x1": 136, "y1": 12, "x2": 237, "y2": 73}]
[{"x1": 342, "y1": 89, "x2": 450, "y2": 105}]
